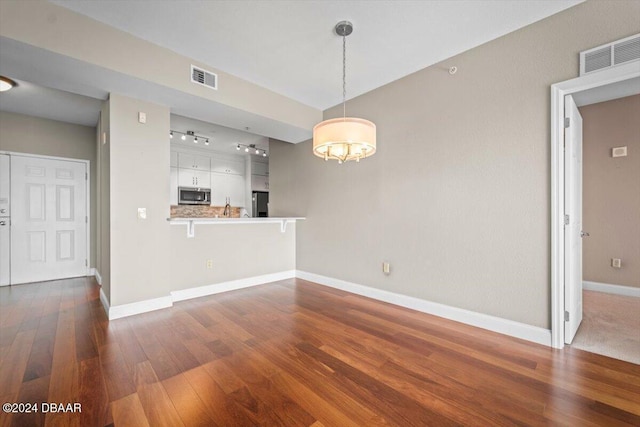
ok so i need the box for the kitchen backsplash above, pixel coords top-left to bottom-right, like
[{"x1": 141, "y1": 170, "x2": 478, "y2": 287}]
[{"x1": 170, "y1": 205, "x2": 242, "y2": 218}]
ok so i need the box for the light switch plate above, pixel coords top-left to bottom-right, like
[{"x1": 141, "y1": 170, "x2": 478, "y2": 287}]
[
  {"x1": 137, "y1": 208, "x2": 147, "y2": 220},
  {"x1": 612, "y1": 146, "x2": 627, "y2": 157},
  {"x1": 138, "y1": 112, "x2": 146, "y2": 124}
]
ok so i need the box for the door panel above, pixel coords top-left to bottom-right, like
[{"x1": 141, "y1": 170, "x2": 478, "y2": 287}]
[
  {"x1": 11, "y1": 156, "x2": 87, "y2": 284},
  {"x1": 564, "y1": 95, "x2": 584, "y2": 344}
]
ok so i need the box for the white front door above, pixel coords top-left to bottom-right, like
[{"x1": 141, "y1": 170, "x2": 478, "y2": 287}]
[
  {"x1": 564, "y1": 95, "x2": 584, "y2": 344},
  {"x1": 10, "y1": 155, "x2": 87, "y2": 284}
]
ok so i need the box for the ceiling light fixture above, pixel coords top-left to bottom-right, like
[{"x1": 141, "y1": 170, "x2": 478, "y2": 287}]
[
  {"x1": 0, "y1": 76, "x2": 16, "y2": 92},
  {"x1": 236, "y1": 143, "x2": 268, "y2": 157},
  {"x1": 170, "y1": 129, "x2": 212, "y2": 145},
  {"x1": 312, "y1": 21, "x2": 376, "y2": 164}
]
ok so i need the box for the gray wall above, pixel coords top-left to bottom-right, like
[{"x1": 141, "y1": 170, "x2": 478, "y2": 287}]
[
  {"x1": 581, "y1": 94, "x2": 640, "y2": 288},
  {"x1": 0, "y1": 111, "x2": 97, "y2": 268},
  {"x1": 97, "y1": 101, "x2": 111, "y2": 301},
  {"x1": 270, "y1": 0, "x2": 640, "y2": 329},
  {"x1": 169, "y1": 224, "x2": 295, "y2": 290},
  {"x1": 107, "y1": 93, "x2": 171, "y2": 306}
]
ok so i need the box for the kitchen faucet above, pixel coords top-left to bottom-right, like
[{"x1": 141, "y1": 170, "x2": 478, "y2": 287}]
[{"x1": 223, "y1": 197, "x2": 231, "y2": 217}]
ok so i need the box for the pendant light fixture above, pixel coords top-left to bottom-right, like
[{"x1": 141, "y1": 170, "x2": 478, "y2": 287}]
[{"x1": 313, "y1": 21, "x2": 376, "y2": 164}]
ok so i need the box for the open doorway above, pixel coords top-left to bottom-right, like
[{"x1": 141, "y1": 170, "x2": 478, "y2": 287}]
[
  {"x1": 569, "y1": 93, "x2": 640, "y2": 364},
  {"x1": 550, "y1": 61, "x2": 640, "y2": 355}
]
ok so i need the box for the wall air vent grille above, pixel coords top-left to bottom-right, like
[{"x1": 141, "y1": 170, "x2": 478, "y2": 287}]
[
  {"x1": 191, "y1": 65, "x2": 218, "y2": 90},
  {"x1": 614, "y1": 37, "x2": 640, "y2": 65},
  {"x1": 580, "y1": 34, "x2": 640, "y2": 76}
]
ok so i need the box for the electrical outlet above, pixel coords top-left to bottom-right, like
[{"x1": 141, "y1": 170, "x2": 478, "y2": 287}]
[
  {"x1": 206, "y1": 259, "x2": 213, "y2": 269},
  {"x1": 611, "y1": 258, "x2": 622, "y2": 268}
]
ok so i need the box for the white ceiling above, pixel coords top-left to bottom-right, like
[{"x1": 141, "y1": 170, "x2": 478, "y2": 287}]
[
  {"x1": 51, "y1": 0, "x2": 583, "y2": 110},
  {"x1": 1, "y1": 0, "x2": 587, "y2": 145}
]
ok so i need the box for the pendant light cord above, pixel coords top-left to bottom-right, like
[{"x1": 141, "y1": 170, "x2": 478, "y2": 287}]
[{"x1": 342, "y1": 32, "x2": 347, "y2": 120}]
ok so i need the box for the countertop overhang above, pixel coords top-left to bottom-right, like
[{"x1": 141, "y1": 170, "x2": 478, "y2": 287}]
[{"x1": 168, "y1": 217, "x2": 305, "y2": 237}]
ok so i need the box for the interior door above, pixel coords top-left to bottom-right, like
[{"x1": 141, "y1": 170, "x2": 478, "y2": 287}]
[
  {"x1": 564, "y1": 95, "x2": 584, "y2": 344},
  {"x1": 10, "y1": 155, "x2": 87, "y2": 284}
]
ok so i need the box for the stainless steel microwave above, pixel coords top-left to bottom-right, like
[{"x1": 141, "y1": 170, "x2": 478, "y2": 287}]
[{"x1": 178, "y1": 187, "x2": 211, "y2": 205}]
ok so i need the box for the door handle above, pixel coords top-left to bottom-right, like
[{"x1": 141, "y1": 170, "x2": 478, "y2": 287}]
[{"x1": 580, "y1": 231, "x2": 590, "y2": 238}]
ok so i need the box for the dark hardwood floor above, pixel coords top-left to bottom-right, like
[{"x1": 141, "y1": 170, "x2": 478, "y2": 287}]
[{"x1": 1, "y1": 277, "x2": 639, "y2": 426}]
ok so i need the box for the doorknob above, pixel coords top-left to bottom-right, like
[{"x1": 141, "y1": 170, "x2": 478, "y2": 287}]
[{"x1": 580, "y1": 231, "x2": 590, "y2": 238}]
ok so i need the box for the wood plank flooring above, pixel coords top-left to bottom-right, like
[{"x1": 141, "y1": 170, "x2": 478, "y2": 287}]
[{"x1": 0, "y1": 277, "x2": 639, "y2": 426}]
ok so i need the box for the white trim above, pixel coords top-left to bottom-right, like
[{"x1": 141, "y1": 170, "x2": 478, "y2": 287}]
[
  {"x1": 108, "y1": 296, "x2": 173, "y2": 320},
  {"x1": 171, "y1": 270, "x2": 296, "y2": 302},
  {"x1": 583, "y1": 281, "x2": 640, "y2": 298},
  {"x1": 104, "y1": 270, "x2": 295, "y2": 320},
  {"x1": 94, "y1": 269, "x2": 102, "y2": 285},
  {"x1": 296, "y1": 270, "x2": 551, "y2": 347},
  {"x1": 550, "y1": 61, "x2": 640, "y2": 349},
  {"x1": 99, "y1": 287, "x2": 110, "y2": 316}
]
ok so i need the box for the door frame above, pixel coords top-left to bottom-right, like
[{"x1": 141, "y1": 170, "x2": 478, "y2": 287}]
[
  {"x1": 0, "y1": 150, "x2": 91, "y2": 281},
  {"x1": 550, "y1": 61, "x2": 639, "y2": 349}
]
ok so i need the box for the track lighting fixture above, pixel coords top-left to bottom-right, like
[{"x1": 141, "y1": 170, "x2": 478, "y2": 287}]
[
  {"x1": 236, "y1": 143, "x2": 268, "y2": 157},
  {"x1": 170, "y1": 130, "x2": 212, "y2": 145}
]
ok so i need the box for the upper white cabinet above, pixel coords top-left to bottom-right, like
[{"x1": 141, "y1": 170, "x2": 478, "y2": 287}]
[
  {"x1": 178, "y1": 169, "x2": 211, "y2": 188},
  {"x1": 252, "y1": 161, "x2": 268, "y2": 176},
  {"x1": 251, "y1": 174, "x2": 269, "y2": 192},
  {"x1": 211, "y1": 173, "x2": 245, "y2": 206},
  {"x1": 211, "y1": 158, "x2": 245, "y2": 175},
  {"x1": 178, "y1": 153, "x2": 210, "y2": 170}
]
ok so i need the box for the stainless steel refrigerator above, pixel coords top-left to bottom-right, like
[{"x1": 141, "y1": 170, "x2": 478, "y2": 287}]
[
  {"x1": 0, "y1": 154, "x2": 10, "y2": 286},
  {"x1": 252, "y1": 191, "x2": 269, "y2": 217}
]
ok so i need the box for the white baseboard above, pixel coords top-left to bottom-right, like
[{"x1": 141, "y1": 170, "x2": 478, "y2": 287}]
[
  {"x1": 171, "y1": 270, "x2": 296, "y2": 302},
  {"x1": 583, "y1": 281, "x2": 640, "y2": 298},
  {"x1": 105, "y1": 270, "x2": 296, "y2": 320},
  {"x1": 94, "y1": 269, "x2": 102, "y2": 285},
  {"x1": 99, "y1": 287, "x2": 110, "y2": 316},
  {"x1": 109, "y1": 295, "x2": 173, "y2": 320},
  {"x1": 296, "y1": 270, "x2": 552, "y2": 347}
]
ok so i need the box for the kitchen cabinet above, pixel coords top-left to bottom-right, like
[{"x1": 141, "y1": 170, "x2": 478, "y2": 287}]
[
  {"x1": 251, "y1": 174, "x2": 269, "y2": 192},
  {"x1": 170, "y1": 167, "x2": 178, "y2": 205},
  {"x1": 178, "y1": 153, "x2": 210, "y2": 170},
  {"x1": 252, "y1": 161, "x2": 268, "y2": 176},
  {"x1": 211, "y1": 173, "x2": 245, "y2": 206},
  {"x1": 211, "y1": 158, "x2": 244, "y2": 175},
  {"x1": 178, "y1": 169, "x2": 211, "y2": 188}
]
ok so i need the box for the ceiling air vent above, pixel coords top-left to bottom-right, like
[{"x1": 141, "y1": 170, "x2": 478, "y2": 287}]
[
  {"x1": 580, "y1": 33, "x2": 640, "y2": 76},
  {"x1": 191, "y1": 65, "x2": 217, "y2": 90}
]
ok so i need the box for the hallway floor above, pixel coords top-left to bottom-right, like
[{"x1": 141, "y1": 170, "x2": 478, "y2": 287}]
[{"x1": 571, "y1": 290, "x2": 640, "y2": 365}]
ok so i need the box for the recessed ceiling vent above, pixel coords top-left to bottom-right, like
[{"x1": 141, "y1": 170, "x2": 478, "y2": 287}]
[
  {"x1": 191, "y1": 65, "x2": 218, "y2": 90},
  {"x1": 580, "y1": 33, "x2": 640, "y2": 76}
]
